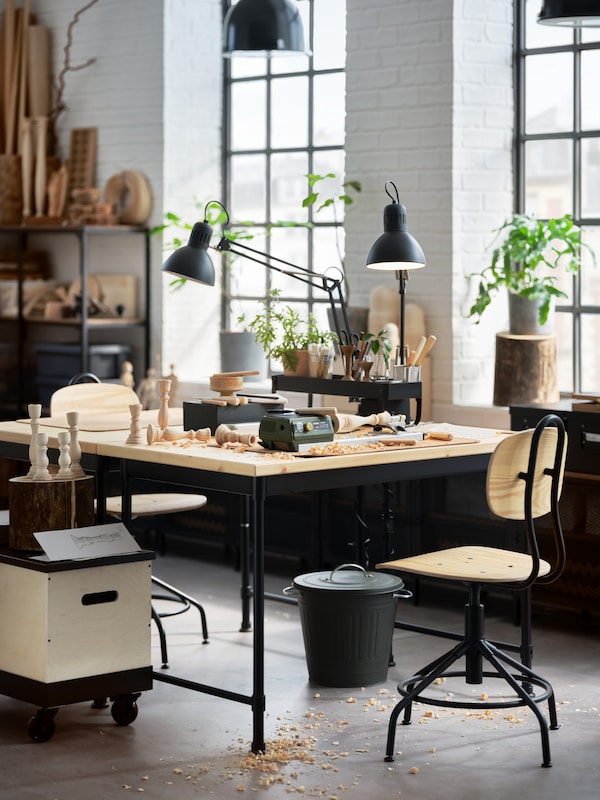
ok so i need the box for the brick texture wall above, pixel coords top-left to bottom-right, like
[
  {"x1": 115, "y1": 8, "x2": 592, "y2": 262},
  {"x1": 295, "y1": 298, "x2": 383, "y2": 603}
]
[{"x1": 345, "y1": 0, "x2": 513, "y2": 424}]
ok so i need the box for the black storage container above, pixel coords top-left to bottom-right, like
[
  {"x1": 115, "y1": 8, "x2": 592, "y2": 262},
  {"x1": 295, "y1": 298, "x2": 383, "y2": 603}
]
[{"x1": 289, "y1": 564, "x2": 409, "y2": 687}]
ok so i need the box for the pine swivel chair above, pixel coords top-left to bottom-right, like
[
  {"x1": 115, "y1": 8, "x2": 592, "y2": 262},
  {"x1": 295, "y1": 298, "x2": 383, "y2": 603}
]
[
  {"x1": 377, "y1": 414, "x2": 567, "y2": 768},
  {"x1": 49, "y1": 378, "x2": 210, "y2": 669}
]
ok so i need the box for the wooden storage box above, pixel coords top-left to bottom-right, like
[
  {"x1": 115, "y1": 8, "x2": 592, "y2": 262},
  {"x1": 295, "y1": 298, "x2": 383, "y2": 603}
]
[{"x1": 0, "y1": 553, "x2": 152, "y2": 685}]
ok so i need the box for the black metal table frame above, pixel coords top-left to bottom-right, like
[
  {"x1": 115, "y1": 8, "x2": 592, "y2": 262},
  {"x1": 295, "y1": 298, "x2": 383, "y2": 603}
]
[{"x1": 115, "y1": 449, "x2": 494, "y2": 754}]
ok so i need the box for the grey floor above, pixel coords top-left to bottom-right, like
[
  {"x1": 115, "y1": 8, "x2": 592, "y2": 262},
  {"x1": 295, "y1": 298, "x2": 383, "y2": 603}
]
[{"x1": 1, "y1": 549, "x2": 599, "y2": 800}]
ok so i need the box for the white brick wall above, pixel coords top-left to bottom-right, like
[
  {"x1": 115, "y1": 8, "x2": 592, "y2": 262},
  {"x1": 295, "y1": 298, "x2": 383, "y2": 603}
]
[
  {"x1": 345, "y1": 0, "x2": 513, "y2": 426},
  {"x1": 32, "y1": 0, "x2": 222, "y2": 381}
]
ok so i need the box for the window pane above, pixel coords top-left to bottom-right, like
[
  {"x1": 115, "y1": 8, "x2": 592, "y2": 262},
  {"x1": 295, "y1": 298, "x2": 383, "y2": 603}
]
[
  {"x1": 525, "y1": 53, "x2": 573, "y2": 134},
  {"x1": 581, "y1": 228, "x2": 600, "y2": 306},
  {"x1": 311, "y1": 150, "x2": 347, "y2": 223},
  {"x1": 271, "y1": 76, "x2": 309, "y2": 148},
  {"x1": 313, "y1": 73, "x2": 346, "y2": 147},
  {"x1": 525, "y1": 0, "x2": 572, "y2": 49},
  {"x1": 313, "y1": 226, "x2": 345, "y2": 279},
  {"x1": 230, "y1": 57, "x2": 267, "y2": 79},
  {"x1": 581, "y1": 314, "x2": 600, "y2": 392},
  {"x1": 230, "y1": 154, "x2": 267, "y2": 221},
  {"x1": 581, "y1": 138, "x2": 600, "y2": 217},
  {"x1": 313, "y1": 0, "x2": 346, "y2": 70},
  {"x1": 555, "y1": 312, "x2": 574, "y2": 393},
  {"x1": 268, "y1": 226, "x2": 309, "y2": 298},
  {"x1": 581, "y1": 51, "x2": 600, "y2": 130},
  {"x1": 227, "y1": 231, "x2": 268, "y2": 299},
  {"x1": 524, "y1": 139, "x2": 573, "y2": 217},
  {"x1": 271, "y1": 151, "x2": 309, "y2": 222},
  {"x1": 231, "y1": 81, "x2": 266, "y2": 151}
]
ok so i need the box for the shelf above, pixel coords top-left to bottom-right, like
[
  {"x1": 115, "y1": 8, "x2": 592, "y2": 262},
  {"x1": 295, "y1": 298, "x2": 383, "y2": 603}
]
[{"x1": 272, "y1": 373, "x2": 423, "y2": 421}]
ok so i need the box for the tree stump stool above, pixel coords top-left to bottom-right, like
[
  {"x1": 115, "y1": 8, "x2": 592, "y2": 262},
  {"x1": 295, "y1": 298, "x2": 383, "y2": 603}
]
[
  {"x1": 493, "y1": 332, "x2": 559, "y2": 406},
  {"x1": 8, "y1": 475, "x2": 95, "y2": 551}
]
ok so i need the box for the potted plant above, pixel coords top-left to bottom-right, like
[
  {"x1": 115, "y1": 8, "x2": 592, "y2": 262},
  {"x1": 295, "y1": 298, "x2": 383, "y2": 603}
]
[
  {"x1": 238, "y1": 289, "x2": 338, "y2": 375},
  {"x1": 363, "y1": 328, "x2": 392, "y2": 378},
  {"x1": 467, "y1": 212, "x2": 593, "y2": 334}
]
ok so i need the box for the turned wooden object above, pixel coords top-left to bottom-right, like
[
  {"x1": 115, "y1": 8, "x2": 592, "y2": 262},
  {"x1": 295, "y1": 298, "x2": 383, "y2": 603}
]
[
  {"x1": 147, "y1": 424, "x2": 211, "y2": 444},
  {"x1": 208, "y1": 372, "x2": 257, "y2": 405},
  {"x1": 215, "y1": 424, "x2": 257, "y2": 447},
  {"x1": 493, "y1": 332, "x2": 559, "y2": 406},
  {"x1": 341, "y1": 345, "x2": 355, "y2": 381},
  {"x1": 8, "y1": 475, "x2": 95, "y2": 551}
]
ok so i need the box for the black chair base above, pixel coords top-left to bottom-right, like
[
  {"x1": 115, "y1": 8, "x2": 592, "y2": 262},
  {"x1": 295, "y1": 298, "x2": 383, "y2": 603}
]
[
  {"x1": 385, "y1": 589, "x2": 559, "y2": 767},
  {"x1": 151, "y1": 576, "x2": 209, "y2": 669}
]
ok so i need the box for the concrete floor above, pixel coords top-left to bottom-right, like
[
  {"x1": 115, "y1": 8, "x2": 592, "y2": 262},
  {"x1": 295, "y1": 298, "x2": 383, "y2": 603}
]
[{"x1": 1, "y1": 550, "x2": 599, "y2": 800}]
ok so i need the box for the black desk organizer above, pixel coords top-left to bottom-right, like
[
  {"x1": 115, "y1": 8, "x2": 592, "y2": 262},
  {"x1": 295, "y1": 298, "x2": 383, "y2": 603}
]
[{"x1": 272, "y1": 374, "x2": 423, "y2": 423}]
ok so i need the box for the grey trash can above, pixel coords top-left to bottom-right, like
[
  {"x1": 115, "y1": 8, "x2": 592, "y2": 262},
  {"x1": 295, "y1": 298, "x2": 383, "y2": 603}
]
[{"x1": 289, "y1": 563, "x2": 410, "y2": 687}]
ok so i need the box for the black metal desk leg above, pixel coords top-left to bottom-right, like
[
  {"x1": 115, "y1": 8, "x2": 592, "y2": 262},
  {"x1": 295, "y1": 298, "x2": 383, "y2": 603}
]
[
  {"x1": 240, "y1": 496, "x2": 252, "y2": 632},
  {"x1": 251, "y1": 478, "x2": 266, "y2": 753}
]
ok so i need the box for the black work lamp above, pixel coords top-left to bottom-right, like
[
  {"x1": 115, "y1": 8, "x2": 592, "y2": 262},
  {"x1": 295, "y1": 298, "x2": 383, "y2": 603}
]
[
  {"x1": 366, "y1": 182, "x2": 426, "y2": 362},
  {"x1": 538, "y1": 1, "x2": 600, "y2": 26},
  {"x1": 161, "y1": 208, "x2": 216, "y2": 286},
  {"x1": 162, "y1": 200, "x2": 353, "y2": 344},
  {"x1": 223, "y1": 0, "x2": 308, "y2": 56}
]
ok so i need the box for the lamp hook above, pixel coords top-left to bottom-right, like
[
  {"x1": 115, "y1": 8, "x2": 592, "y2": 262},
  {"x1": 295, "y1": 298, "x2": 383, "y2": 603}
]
[
  {"x1": 203, "y1": 200, "x2": 229, "y2": 225},
  {"x1": 384, "y1": 181, "x2": 400, "y2": 205}
]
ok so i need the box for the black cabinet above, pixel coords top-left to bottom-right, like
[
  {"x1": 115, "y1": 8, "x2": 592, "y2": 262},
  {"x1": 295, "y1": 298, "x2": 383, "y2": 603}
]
[{"x1": 0, "y1": 225, "x2": 150, "y2": 416}]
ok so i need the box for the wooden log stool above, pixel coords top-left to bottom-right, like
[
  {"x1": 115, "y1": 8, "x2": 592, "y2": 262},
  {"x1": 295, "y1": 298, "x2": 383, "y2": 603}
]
[{"x1": 493, "y1": 332, "x2": 559, "y2": 407}]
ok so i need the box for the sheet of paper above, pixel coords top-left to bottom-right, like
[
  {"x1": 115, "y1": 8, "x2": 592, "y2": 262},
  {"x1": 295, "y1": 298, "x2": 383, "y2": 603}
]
[{"x1": 32, "y1": 522, "x2": 141, "y2": 561}]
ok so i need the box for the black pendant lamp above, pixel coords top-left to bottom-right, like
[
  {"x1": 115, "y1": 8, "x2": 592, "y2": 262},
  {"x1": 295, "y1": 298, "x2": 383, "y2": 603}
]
[
  {"x1": 538, "y1": 1, "x2": 600, "y2": 26},
  {"x1": 223, "y1": 0, "x2": 307, "y2": 56}
]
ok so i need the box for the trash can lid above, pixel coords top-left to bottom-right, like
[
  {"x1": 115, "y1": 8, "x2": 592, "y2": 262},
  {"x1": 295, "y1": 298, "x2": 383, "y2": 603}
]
[{"x1": 293, "y1": 563, "x2": 404, "y2": 595}]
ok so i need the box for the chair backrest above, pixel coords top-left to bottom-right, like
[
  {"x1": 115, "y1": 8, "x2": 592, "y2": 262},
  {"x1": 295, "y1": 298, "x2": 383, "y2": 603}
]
[
  {"x1": 50, "y1": 382, "x2": 139, "y2": 417},
  {"x1": 486, "y1": 413, "x2": 567, "y2": 585}
]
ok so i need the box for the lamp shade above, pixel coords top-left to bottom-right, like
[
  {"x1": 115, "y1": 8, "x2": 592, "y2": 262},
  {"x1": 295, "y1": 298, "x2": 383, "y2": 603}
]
[
  {"x1": 538, "y1": 0, "x2": 600, "y2": 26},
  {"x1": 223, "y1": 0, "x2": 307, "y2": 55},
  {"x1": 161, "y1": 221, "x2": 216, "y2": 286},
  {"x1": 366, "y1": 200, "x2": 426, "y2": 271}
]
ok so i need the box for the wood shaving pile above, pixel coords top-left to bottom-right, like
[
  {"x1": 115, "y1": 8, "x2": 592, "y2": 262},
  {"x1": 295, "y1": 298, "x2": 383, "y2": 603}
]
[{"x1": 306, "y1": 440, "x2": 413, "y2": 456}]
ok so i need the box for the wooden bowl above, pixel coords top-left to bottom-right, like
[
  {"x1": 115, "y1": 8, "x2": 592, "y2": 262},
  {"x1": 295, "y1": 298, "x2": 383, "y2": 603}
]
[{"x1": 209, "y1": 374, "x2": 244, "y2": 395}]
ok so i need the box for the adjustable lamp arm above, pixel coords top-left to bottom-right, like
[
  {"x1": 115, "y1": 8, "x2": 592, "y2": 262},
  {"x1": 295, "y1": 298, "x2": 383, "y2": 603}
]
[{"x1": 215, "y1": 236, "x2": 353, "y2": 345}]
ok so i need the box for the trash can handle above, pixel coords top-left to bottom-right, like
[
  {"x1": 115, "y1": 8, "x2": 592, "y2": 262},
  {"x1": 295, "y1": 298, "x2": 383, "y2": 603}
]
[{"x1": 330, "y1": 563, "x2": 368, "y2": 582}]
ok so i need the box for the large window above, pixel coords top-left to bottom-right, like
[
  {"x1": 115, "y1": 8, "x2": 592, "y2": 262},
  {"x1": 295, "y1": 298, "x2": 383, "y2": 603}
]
[
  {"x1": 222, "y1": 0, "x2": 347, "y2": 345},
  {"x1": 516, "y1": 1, "x2": 600, "y2": 393}
]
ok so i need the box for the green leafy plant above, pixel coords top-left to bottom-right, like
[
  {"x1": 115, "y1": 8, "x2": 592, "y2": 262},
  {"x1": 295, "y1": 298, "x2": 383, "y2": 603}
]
[
  {"x1": 363, "y1": 328, "x2": 392, "y2": 370},
  {"x1": 238, "y1": 289, "x2": 338, "y2": 372},
  {"x1": 468, "y1": 212, "x2": 594, "y2": 326}
]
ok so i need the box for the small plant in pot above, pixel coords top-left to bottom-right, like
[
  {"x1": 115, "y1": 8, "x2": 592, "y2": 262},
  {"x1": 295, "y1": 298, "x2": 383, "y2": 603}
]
[
  {"x1": 238, "y1": 289, "x2": 338, "y2": 375},
  {"x1": 467, "y1": 212, "x2": 594, "y2": 334}
]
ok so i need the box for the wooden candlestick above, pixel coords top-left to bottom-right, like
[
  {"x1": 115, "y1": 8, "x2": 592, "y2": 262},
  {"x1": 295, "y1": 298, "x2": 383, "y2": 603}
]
[
  {"x1": 215, "y1": 424, "x2": 257, "y2": 447},
  {"x1": 341, "y1": 345, "x2": 355, "y2": 381}
]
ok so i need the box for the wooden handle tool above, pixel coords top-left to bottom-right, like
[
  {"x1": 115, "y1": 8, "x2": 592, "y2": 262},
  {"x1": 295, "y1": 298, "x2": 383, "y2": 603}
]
[
  {"x1": 411, "y1": 336, "x2": 427, "y2": 366},
  {"x1": 426, "y1": 430, "x2": 453, "y2": 441},
  {"x1": 211, "y1": 370, "x2": 260, "y2": 378},
  {"x1": 414, "y1": 335, "x2": 437, "y2": 366}
]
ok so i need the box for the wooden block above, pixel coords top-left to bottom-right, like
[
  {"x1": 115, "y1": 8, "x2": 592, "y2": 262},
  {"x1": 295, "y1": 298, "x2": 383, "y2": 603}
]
[
  {"x1": 67, "y1": 127, "x2": 97, "y2": 200},
  {"x1": 493, "y1": 332, "x2": 559, "y2": 407}
]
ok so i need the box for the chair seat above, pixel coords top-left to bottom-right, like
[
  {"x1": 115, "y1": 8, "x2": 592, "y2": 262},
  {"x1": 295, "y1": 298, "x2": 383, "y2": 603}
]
[
  {"x1": 105, "y1": 492, "x2": 207, "y2": 518},
  {"x1": 378, "y1": 545, "x2": 551, "y2": 584}
]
